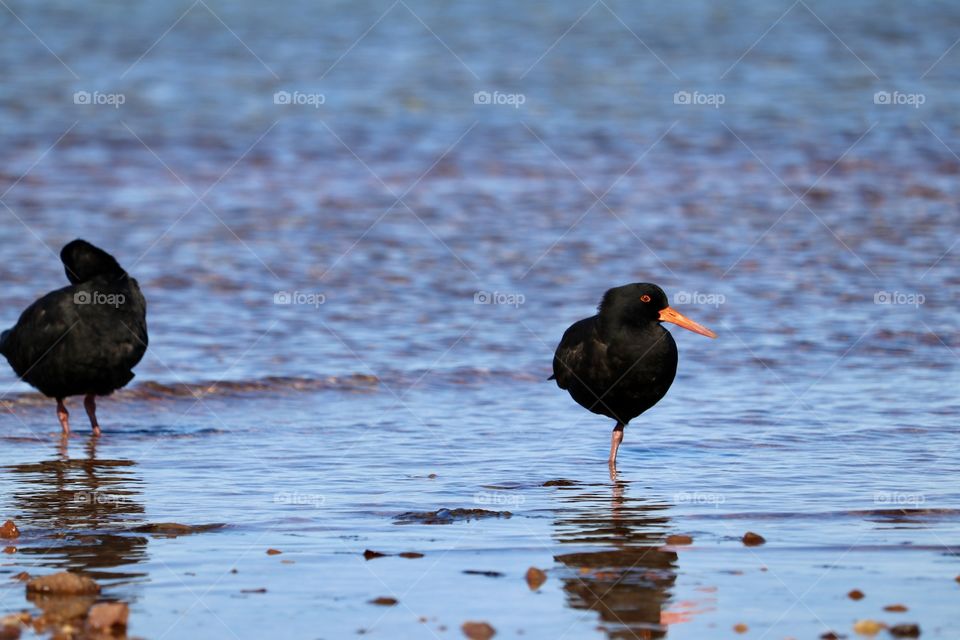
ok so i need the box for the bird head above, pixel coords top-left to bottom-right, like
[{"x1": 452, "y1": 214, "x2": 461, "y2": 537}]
[
  {"x1": 60, "y1": 239, "x2": 127, "y2": 284},
  {"x1": 600, "y1": 283, "x2": 716, "y2": 338}
]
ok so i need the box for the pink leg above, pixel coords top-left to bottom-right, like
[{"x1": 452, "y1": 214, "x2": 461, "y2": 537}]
[
  {"x1": 84, "y1": 394, "x2": 101, "y2": 436},
  {"x1": 608, "y1": 422, "x2": 625, "y2": 467},
  {"x1": 56, "y1": 398, "x2": 70, "y2": 435}
]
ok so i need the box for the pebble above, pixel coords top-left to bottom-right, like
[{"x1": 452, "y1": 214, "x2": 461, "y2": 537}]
[
  {"x1": 665, "y1": 534, "x2": 693, "y2": 545},
  {"x1": 266, "y1": 549, "x2": 282, "y2": 555},
  {"x1": 462, "y1": 621, "x2": 496, "y2": 639},
  {"x1": 0, "y1": 521, "x2": 19, "y2": 540},
  {"x1": 852, "y1": 619, "x2": 885, "y2": 635},
  {"x1": 883, "y1": 604, "x2": 908, "y2": 612},
  {"x1": 525, "y1": 567, "x2": 547, "y2": 590},
  {"x1": 848, "y1": 589, "x2": 865, "y2": 600},
  {"x1": 742, "y1": 532, "x2": 766, "y2": 546},
  {"x1": 734, "y1": 623, "x2": 749, "y2": 633},
  {"x1": 398, "y1": 552, "x2": 424, "y2": 559},
  {"x1": 363, "y1": 549, "x2": 387, "y2": 560},
  {"x1": 369, "y1": 597, "x2": 397, "y2": 606},
  {"x1": 889, "y1": 624, "x2": 920, "y2": 637}
]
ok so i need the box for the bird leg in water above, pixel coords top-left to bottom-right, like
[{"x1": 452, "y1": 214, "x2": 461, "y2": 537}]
[
  {"x1": 56, "y1": 398, "x2": 70, "y2": 434},
  {"x1": 609, "y1": 422, "x2": 625, "y2": 466},
  {"x1": 84, "y1": 394, "x2": 101, "y2": 436}
]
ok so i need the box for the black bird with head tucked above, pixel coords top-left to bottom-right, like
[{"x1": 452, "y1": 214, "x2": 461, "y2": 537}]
[
  {"x1": 551, "y1": 283, "x2": 715, "y2": 469},
  {"x1": 0, "y1": 240, "x2": 148, "y2": 435}
]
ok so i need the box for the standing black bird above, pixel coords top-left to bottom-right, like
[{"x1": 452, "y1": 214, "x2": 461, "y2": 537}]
[
  {"x1": 551, "y1": 283, "x2": 715, "y2": 468},
  {"x1": 0, "y1": 240, "x2": 148, "y2": 435}
]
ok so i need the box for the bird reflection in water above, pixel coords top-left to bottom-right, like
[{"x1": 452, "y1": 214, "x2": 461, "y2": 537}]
[
  {"x1": 5, "y1": 435, "x2": 148, "y2": 583},
  {"x1": 552, "y1": 478, "x2": 700, "y2": 639}
]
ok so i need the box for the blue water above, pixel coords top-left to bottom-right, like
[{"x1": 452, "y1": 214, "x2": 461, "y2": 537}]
[{"x1": 1, "y1": 0, "x2": 959, "y2": 638}]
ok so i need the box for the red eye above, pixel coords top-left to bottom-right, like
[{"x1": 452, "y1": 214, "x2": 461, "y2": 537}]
[{"x1": 640, "y1": 295, "x2": 651, "y2": 302}]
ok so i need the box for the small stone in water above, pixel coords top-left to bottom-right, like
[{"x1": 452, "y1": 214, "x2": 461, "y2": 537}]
[
  {"x1": 848, "y1": 589, "x2": 865, "y2": 600},
  {"x1": 742, "y1": 531, "x2": 766, "y2": 546},
  {"x1": 884, "y1": 604, "x2": 908, "y2": 612},
  {"x1": 852, "y1": 619, "x2": 885, "y2": 635},
  {"x1": 26, "y1": 572, "x2": 100, "y2": 595},
  {"x1": 525, "y1": 567, "x2": 547, "y2": 590},
  {"x1": 398, "y1": 552, "x2": 424, "y2": 559},
  {"x1": 266, "y1": 549, "x2": 282, "y2": 555},
  {"x1": 2, "y1": 547, "x2": 15, "y2": 554},
  {"x1": 462, "y1": 621, "x2": 496, "y2": 639},
  {"x1": 888, "y1": 624, "x2": 920, "y2": 638},
  {"x1": 666, "y1": 534, "x2": 693, "y2": 545},
  {"x1": 369, "y1": 597, "x2": 397, "y2": 606},
  {"x1": 363, "y1": 549, "x2": 386, "y2": 560},
  {"x1": 0, "y1": 521, "x2": 19, "y2": 540},
  {"x1": 734, "y1": 623, "x2": 749, "y2": 633}
]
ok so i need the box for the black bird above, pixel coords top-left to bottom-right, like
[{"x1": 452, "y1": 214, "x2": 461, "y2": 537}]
[
  {"x1": 1, "y1": 240, "x2": 148, "y2": 435},
  {"x1": 551, "y1": 283, "x2": 715, "y2": 468}
]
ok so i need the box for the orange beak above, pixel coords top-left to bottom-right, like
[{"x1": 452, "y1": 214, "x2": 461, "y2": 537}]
[{"x1": 658, "y1": 306, "x2": 717, "y2": 339}]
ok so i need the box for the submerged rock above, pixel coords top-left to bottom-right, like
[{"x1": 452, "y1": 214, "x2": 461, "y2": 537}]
[
  {"x1": 462, "y1": 621, "x2": 496, "y2": 639},
  {"x1": 741, "y1": 531, "x2": 766, "y2": 546},
  {"x1": 889, "y1": 623, "x2": 920, "y2": 637},
  {"x1": 26, "y1": 572, "x2": 100, "y2": 596},
  {"x1": 85, "y1": 602, "x2": 129, "y2": 634},
  {"x1": 525, "y1": 567, "x2": 546, "y2": 590},
  {"x1": 131, "y1": 522, "x2": 225, "y2": 537},
  {"x1": 369, "y1": 597, "x2": 398, "y2": 606},
  {"x1": 0, "y1": 521, "x2": 19, "y2": 539},
  {"x1": 848, "y1": 588, "x2": 865, "y2": 600},
  {"x1": 395, "y1": 508, "x2": 511, "y2": 525}
]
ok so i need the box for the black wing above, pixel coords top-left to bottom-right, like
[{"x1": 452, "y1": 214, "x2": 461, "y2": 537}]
[{"x1": 551, "y1": 316, "x2": 601, "y2": 390}]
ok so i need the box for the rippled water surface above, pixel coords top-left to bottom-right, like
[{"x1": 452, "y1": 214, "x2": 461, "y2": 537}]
[{"x1": 1, "y1": 1, "x2": 959, "y2": 638}]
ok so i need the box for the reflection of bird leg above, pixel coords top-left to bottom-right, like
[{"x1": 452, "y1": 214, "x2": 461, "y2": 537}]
[
  {"x1": 84, "y1": 394, "x2": 101, "y2": 436},
  {"x1": 56, "y1": 398, "x2": 70, "y2": 434},
  {"x1": 58, "y1": 433, "x2": 69, "y2": 459},
  {"x1": 608, "y1": 422, "x2": 625, "y2": 468}
]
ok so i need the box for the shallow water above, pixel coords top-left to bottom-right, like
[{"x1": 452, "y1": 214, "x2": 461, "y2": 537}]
[{"x1": 1, "y1": 0, "x2": 959, "y2": 638}]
